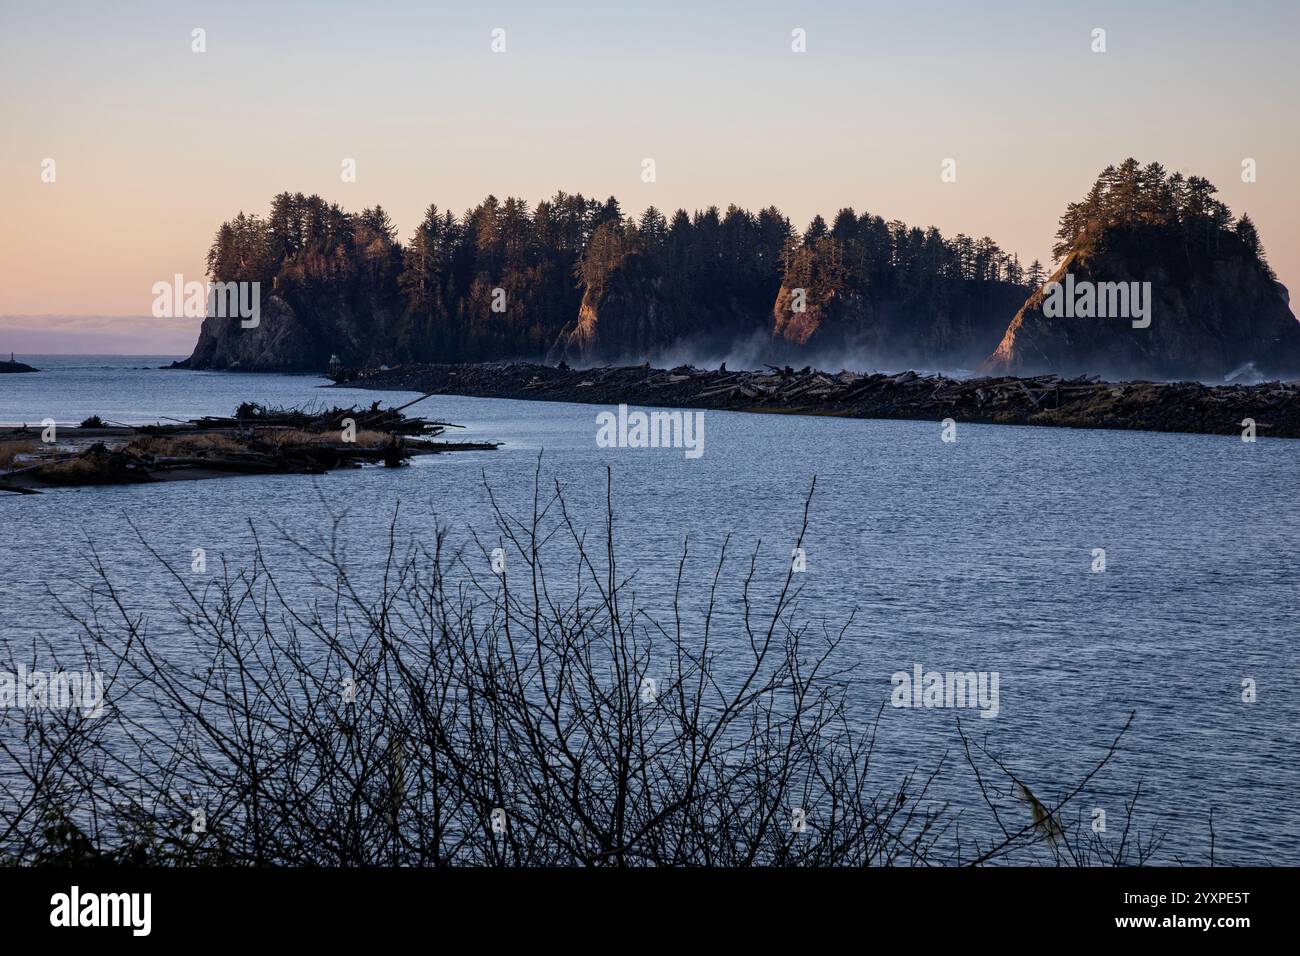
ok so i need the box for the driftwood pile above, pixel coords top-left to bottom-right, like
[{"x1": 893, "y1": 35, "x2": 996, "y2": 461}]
[
  {"x1": 0, "y1": 397, "x2": 498, "y2": 494},
  {"x1": 183, "y1": 396, "x2": 452, "y2": 436},
  {"x1": 338, "y1": 361, "x2": 1300, "y2": 438}
]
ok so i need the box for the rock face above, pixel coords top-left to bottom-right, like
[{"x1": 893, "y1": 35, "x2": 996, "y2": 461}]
[
  {"x1": 984, "y1": 229, "x2": 1300, "y2": 380},
  {"x1": 547, "y1": 259, "x2": 677, "y2": 365},
  {"x1": 546, "y1": 256, "x2": 756, "y2": 366},
  {"x1": 176, "y1": 291, "x2": 403, "y2": 372},
  {"x1": 550, "y1": 250, "x2": 1030, "y2": 370},
  {"x1": 771, "y1": 280, "x2": 1028, "y2": 370}
]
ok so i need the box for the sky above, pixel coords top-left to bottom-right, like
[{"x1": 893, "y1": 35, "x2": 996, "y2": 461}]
[{"x1": 2, "y1": 0, "x2": 1298, "y2": 354}]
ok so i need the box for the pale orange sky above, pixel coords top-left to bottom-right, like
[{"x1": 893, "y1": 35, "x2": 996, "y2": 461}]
[{"x1": 2, "y1": 0, "x2": 1297, "y2": 353}]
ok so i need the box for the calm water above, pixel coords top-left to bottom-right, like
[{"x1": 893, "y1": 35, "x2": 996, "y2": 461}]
[{"x1": 3, "y1": 356, "x2": 1299, "y2": 864}]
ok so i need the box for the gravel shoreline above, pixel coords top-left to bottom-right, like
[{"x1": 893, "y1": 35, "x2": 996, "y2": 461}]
[{"x1": 329, "y1": 362, "x2": 1300, "y2": 439}]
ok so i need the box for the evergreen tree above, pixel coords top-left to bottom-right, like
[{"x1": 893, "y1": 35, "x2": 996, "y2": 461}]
[{"x1": 1026, "y1": 259, "x2": 1046, "y2": 289}]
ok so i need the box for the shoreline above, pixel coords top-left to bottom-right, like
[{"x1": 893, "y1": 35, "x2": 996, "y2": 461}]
[
  {"x1": 0, "y1": 402, "x2": 498, "y2": 493},
  {"x1": 326, "y1": 361, "x2": 1300, "y2": 440}
]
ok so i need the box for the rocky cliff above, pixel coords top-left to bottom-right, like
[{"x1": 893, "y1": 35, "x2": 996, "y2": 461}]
[
  {"x1": 546, "y1": 256, "x2": 683, "y2": 365},
  {"x1": 771, "y1": 280, "x2": 1028, "y2": 370},
  {"x1": 176, "y1": 288, "x2": 404, "y2": 372},
  {"x1": 984, "y1": 226, "x2": 1300, "y2": 380}
]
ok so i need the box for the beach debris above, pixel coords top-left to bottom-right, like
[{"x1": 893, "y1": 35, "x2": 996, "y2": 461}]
[
  {"x1": 0, "y1": 401, "x2": 498, "y2": 492},
  {"x1": 328, "y1": 362, "x2": 1300, "y2": 439}
]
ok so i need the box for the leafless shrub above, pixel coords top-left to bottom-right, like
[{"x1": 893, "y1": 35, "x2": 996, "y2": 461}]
[{"x1": 1, "y1": 466, "x2": 1155, "y2": 866}]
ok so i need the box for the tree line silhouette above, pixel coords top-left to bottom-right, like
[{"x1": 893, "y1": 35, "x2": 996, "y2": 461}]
[
  {"x1": 204, "y1": 191, "x2": 1039, "y2": 363},
  {"x1": 1053, "y1": 158, "x2": 1272, "y2": 276},
  {"x1": 201, "y1": 161, "x2": 1274, "y2": 365}
]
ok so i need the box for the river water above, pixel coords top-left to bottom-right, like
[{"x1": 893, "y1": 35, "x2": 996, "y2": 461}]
[{"x1": 3, "y1": 355, "x2": 1298, "y2": 864}]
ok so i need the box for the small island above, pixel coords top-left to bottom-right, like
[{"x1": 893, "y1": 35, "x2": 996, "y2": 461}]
[
  {"x1": 0, "y1": 399, "x2": 497, "y2": 494},
  {"x1": 0, "y1": 354, "x2": 38, "y2": 373},
  {"x1": 176, "y1": 160, "x2": 1300, "y2": 386}
]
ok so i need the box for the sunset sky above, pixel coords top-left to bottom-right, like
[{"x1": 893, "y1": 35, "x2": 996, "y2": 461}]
[{"x1": 2, "y1": 0, "x2": 1297, "y2": 353}]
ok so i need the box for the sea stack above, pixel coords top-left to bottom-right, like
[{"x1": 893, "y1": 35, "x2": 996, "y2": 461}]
[{"x1": 984, "y1": 160, "x2": 1300, "y2": 381}]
